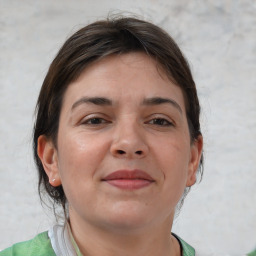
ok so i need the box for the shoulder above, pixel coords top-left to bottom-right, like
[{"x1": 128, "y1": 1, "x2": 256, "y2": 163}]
[
  {"x1": 0, "y1": 231, "x2": 55, "y2": 256},
  {"x1": 172, "y1": 233, "x2": 195, "y2": 256},
  {"x1": 172, "y1": 233, "x2": 219, "y2": 256}
]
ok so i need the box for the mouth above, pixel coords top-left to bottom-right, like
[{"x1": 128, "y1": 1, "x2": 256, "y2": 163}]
[{"x1": 102, "y1": 169, "x2": 155, "y2": 190}]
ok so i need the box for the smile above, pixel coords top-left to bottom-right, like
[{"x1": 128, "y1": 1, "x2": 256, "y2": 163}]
[{"x1": 102, "y1": 169, "x2": 155, "y2": 190}]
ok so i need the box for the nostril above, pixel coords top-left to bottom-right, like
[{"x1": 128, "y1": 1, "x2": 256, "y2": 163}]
[
  {"x1": 117, "y1": 150, "x2": 126, "y2": 155},
  {"x1": 114, "y1": 149, "x2": 145, "y2": 157}
]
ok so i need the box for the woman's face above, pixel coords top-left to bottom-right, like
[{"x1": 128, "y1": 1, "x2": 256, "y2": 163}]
[{"x1": 40, "y1": 52, "x2": 202, "y2": 233}]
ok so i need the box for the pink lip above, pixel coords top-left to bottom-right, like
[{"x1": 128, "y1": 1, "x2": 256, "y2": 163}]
[{"x1": 102, "y1": 170, "x2": 155, "y2": 190}]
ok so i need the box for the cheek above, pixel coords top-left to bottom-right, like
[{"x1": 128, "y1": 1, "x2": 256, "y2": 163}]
[
  {"x1": 156, "y1": 136, "x2": 191, "y2": 195},
  {"x1": 57, "y1": 132, "x2": 109, "y2": 181},
  {"x1": 56, "y1": 132, "x2": 108, "y2": 209}
]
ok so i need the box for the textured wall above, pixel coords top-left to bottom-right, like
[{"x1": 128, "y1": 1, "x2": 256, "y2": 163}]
[{"x1": 0, "y1": 0, "x2": 255, "y2": 255}]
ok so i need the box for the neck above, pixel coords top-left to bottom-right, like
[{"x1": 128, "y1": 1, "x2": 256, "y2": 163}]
[{"x1": 68, "y1": 212, "x2": 181, "y2": 256}]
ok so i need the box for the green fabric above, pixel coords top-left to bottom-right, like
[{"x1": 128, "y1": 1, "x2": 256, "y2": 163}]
[
  {"x1": 0, "y1": 231, "x2": 55, "y2": 256},
  {"x1": 179, "y1": 237, "x2": 195, "y2": 256},
  {"x1": 172, "y1": 233, "x2": 195, "y2": 256},
  {"x1": 248, "y1": 249, "x2": 256, "y2": 256},
  {"x1": 0, "y1": 230, "x2": 195, "y2": 256}
]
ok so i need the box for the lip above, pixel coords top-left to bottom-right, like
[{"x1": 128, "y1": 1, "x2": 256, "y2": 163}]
[{"x1": 102, "y1": 169, "x2": 155, "y2": 190}]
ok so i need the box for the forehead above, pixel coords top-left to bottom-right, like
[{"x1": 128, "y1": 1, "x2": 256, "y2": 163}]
[{"x1": 61, "y1": 53, "x2": 186, "y2": 110}]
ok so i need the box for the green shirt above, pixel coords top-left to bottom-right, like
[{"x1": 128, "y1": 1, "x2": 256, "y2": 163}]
[
  {"x1": 174, "y1": 234, "x2": 195, "y2": 256},
  {"x1": 0, "y1": 231, "x2": 195, "y2": 256},
  {"x1": 248, "y1": 249, "x2": 256, "y2": 256},
  {"x1": 0, "y1": 232, "x2": 55, "y2": 256}
]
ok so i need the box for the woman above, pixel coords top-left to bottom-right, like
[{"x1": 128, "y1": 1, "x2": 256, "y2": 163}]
[{"x1": 1, "y1": 16, "x2": 203, "y2": 256}]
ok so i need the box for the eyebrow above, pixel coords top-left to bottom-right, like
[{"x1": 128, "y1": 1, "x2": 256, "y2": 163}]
[
  {"x1": 71, "y1": 97, "x2": 112, "y2": 110},
  {"x1": 142, "y1": 97, "x2": 183, "y2": 114},
  {"x1": 71, "y1": 96, "x2": 182, "y2": 114}
]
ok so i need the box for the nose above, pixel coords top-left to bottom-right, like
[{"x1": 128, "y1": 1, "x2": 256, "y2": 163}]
[{"x1": 110, "y1": 121, "x2": 149, "y2": 159}]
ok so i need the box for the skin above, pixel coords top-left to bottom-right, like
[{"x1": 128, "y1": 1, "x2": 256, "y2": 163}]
[{"x1": 38, "y1": 52, "x2": 203, "y2": 256}]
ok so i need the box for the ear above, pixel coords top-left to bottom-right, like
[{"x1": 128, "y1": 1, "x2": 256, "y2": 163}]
[
  {"x1": 37, "y1": 135, "x2": 62, "y2": 187},
  {"x1": 186, "y1": 135, "x2": 203, "y2": 187}
]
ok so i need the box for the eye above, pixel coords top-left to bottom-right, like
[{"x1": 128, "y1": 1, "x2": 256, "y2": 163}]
[
  {"x1": 148, "y1": 118, "x2": 173, "y2": 126},
  {"x1": 81, "y1": 117, "x2": 110, "y2": 125}
]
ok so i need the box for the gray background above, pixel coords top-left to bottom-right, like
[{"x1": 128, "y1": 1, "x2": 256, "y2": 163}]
[{"x1": 0, "y1": 0, "x2": 256, "y2": 255}]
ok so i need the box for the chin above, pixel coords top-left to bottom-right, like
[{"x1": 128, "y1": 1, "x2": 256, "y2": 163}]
[
  {"x1": 104, "y1": 217, "x2": 151, "y2": 234},
  {"x1": 99, "y1": 203, "x2": 155, "y2": 233}
]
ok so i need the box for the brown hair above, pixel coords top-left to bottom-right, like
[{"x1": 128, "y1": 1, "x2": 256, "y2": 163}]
[{"x1": 33, "y1": 16, "x2": 203, "y2": 215}]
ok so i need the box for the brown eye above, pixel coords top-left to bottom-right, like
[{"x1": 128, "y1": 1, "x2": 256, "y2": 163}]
[
  {"x1": 149, "y1": 118, "x2": 173, "y2": 126},
  {"x1": 82, "y1": 117, "x2": 108, "y2": 125}
]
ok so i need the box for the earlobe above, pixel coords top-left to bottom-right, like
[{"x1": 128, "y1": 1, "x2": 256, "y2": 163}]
[
  {"x1": 37, "y1": 135, "x2": 62, "y2": 187},
  {"x1": 186, "y1": 135, "x2": 203, "y2": 187}
]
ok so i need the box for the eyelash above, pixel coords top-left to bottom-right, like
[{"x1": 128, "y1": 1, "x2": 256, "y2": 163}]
[
  {"x1": 147, "y1": 118, "x2": 173, "y2": 126},
  {"x1": 81, "y1": 117, "x2": 109, "y2": 125},
  {"x1": 80, "y1": 116, "x2": 174, "y2": 127}
]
